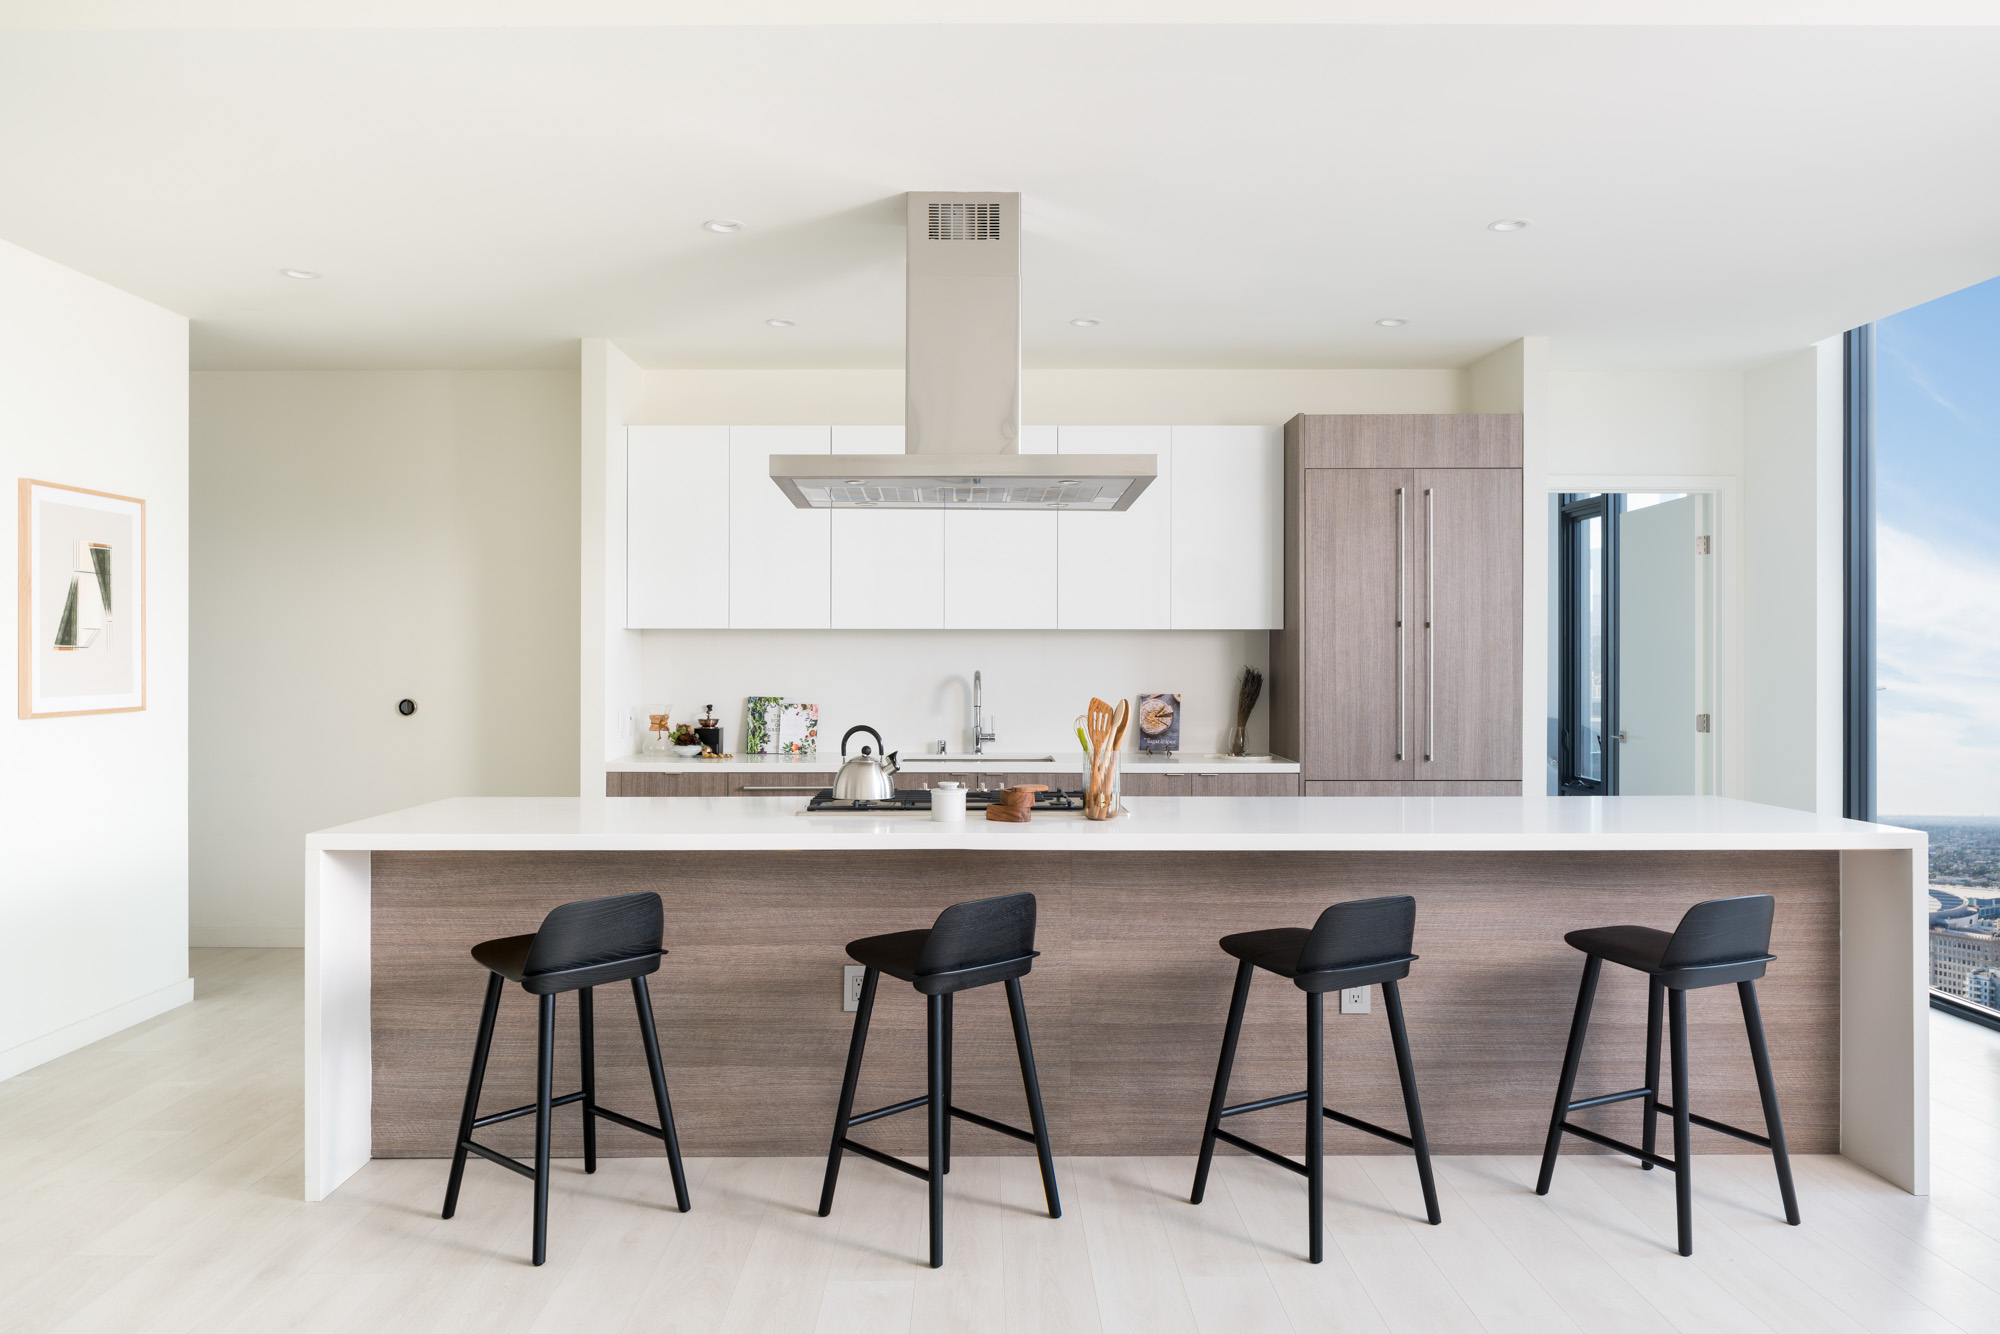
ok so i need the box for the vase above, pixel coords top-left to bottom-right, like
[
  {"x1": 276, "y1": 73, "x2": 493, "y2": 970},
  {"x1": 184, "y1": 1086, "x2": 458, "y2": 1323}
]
[
  {"x1": 1228, "y1": 725, "x2": 1248, "y2": 757},
  {"x1": 1085, "y1": 748, "x2": 1122, "y2": 820}
]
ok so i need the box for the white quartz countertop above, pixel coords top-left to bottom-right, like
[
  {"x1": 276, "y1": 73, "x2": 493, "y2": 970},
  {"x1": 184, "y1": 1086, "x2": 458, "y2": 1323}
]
[
  {"x1": 605, "y1": 752, "x2": 1301, "y2": 774},
  {"x1": 307, "y1": 795, "x2": 1923, "y2": 854}
]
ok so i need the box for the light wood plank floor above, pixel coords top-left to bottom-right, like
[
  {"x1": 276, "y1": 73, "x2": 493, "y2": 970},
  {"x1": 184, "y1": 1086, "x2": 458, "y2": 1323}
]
[{"x1": 3, "y1": 948, "x2": 1997, "y2": 1333}]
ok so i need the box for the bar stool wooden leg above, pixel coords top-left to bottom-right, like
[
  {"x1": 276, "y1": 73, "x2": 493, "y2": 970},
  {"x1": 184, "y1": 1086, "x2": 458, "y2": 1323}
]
[
  {"x1": 532, "y1": 992, "x2": 555, "y2": 1266},
  {"x1": 579, "y1": 986, "x2": 598, "y2": 1175},
  {"x1": 632, "y1": 975, "x2": 691, "y2": 1213},
  {"x1": 818, "y1": 967, "x2": 878, "y2": 1217},
  {"x1": 1192, "y1": 961, "x2": 1254, "y2": 1206},
  {"x1": 1307, "y1": 990, "x2": 1325, "y2": 1264},
  {"x1": 1740, "y1": 980, "x2": 1801, "y2": 1225},
  {"x1": 1641, "y1": 978, "x2": 1663, "y2": 1171},
  {"x1": 941, "y1": 992, "x2": 954, "y2": 1176},
  {"x1": 1537, "y1": 955, "x2": 1603, "y2": 1195},
  {"x1": 1005, "y1": 977, "x2": 1061, "y2": 1219},
  {"x1": 1383, "y1": 980, "x2": 1441, "y2": 1225},
  {"x1": 926, "y1": 992, "x2": 946, "y2": 1269},
  {"x1": 1668, "y1": 987, "x2": 1692, "y2": 1257},
  {"x1": 442, "y1": 971, "x2": 504, "y2": 1220}
]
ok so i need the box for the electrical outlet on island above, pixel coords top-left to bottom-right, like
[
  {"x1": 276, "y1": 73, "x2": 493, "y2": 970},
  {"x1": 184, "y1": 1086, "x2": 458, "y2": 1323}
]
[
  {"x1": 843, "y1": 965, "x2": 866, "y2": 1012},
  {"x1": 1340, "y1": 986, "x2": 1370, "y2": 1015}
]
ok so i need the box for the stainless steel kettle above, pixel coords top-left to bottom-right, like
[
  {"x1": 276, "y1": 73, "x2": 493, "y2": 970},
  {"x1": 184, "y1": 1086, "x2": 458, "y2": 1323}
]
[{"x1": 833, "y1": 725, "x2": 900, "y2": 802}]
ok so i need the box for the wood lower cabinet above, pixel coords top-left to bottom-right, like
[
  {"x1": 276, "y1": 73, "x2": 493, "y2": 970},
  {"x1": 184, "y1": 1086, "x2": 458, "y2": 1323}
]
[
  {"x1": 1305, "y1": 780, "x2": 1523, "y2": 796},
  {"x1": 1121, "y1": 774, "x2": 1191, "y2": 796},
  {"x1": 1192, "y1": 772, "x2": 1300, "y2": 796},
  {"x1": 1273, "y1": 414, "x2": 1524, "y2": 786},
  {"x1": 604, "y1": 771, "x2": 833, "y2": 797}
]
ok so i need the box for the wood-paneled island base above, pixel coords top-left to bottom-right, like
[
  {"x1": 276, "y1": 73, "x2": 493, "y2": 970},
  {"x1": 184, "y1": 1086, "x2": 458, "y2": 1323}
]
[
  {"x1": 306, "y1": 795, "x2": 1927, "y2": 1203},
  {"x1": 371, "y1": 848, "x2": 1838, "y2": 1165}
]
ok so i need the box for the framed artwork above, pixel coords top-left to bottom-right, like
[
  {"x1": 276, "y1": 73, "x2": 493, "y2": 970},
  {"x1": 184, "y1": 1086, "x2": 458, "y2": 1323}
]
[{"x1": 17, "y1": 479, "x2": 146, "y2": 718}]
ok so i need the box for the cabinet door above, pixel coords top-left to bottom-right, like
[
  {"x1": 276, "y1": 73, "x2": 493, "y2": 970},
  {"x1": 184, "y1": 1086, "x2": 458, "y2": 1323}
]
[
  {"x1": 1121, "y1": 774, "x2": 1192, "y2": 796},
  {"x1": 728, "y1": 426, "x2": 830, "y2": 628},
  {"x1": 627, "y1": 426, "x2": 730, "y2": 628},
  {"x1": 830, "y1": 426, "x2": 945, "y2": 629},
  {"x1": 1303, "y1": 469, "x2": 1414, "y2": 780},
  {"x1": 606, "y1": 772, "x2": 728, "y2": 796},
  {"x1": 1057, "y1": 426, "x2": 1173, "y2": 629},
  {"x1": 1171, "y1": 425, "x2": 1283, "y2": 629},
  {"x1": 944, "y1": 425, "x2": 1058, "y2": 628},
  {"x1": 1305, "y1": 780, "x2": 1522, "y2": 796},
  {"x1": 1412, "y1": 469, "x2": 1522, "y2": 781}
]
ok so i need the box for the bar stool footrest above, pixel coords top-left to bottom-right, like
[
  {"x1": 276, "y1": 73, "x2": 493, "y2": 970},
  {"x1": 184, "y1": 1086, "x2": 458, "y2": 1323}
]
[
  {"x1": 1213, "y1": 1128, "x2": 1311, "y2": 1178},
  {"x1": 1652, "y1": 1103, "x2": 1773, "y2": 1149},
  {"x1": 472, "y1": 1090, "x2": 587, "y2": 1129},
  {"x1": 839, "y1": 1137, "x2": 933, "y2": 1183},
  {"x1": 1558, "y1": 1120, "x2": 1678, "y2": 1171},
  {"x1": 459, "y1": 1139, "x2": 538, "y2": 1181},
  {"x1": 1220, "y1": 1090, "x2": 1418, "y2": 1151},
  {"x1": 592, "y1": 1105, "x2": 672, "y2": 1142},
  {"x1": 1565, "y1": 1087, "x2": 1654, "y2": 1113}
]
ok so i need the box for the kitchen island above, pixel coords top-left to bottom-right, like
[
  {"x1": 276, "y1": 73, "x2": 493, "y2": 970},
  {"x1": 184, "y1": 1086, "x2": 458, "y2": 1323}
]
[{"x1": 304, "y1": 795, "x2": 1927, "y2": 1205}]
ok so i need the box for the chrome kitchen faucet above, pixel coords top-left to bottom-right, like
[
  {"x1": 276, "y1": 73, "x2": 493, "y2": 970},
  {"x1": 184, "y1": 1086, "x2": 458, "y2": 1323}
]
[{"x1": 973, "y1": 671, "x2": 996, "y2": 755}]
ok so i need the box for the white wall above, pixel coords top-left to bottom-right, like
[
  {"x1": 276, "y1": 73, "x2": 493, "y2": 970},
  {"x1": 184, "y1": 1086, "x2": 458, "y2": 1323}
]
[
  {"x1": 1, "y1": 237, "x2": 191, "y2": 1080},
  {"x1": 190, "y1": 370, "x2": 580, "y2": 946},
  {"x1": 1742, "y1": 341, "x2": 1844, "y2": 813},
  {"x1": 642, "y1": 629, "x2": 1270, "y2": 762},
  {"x1": 583, "y1": 339, "x2": 646, "y2": 784}
]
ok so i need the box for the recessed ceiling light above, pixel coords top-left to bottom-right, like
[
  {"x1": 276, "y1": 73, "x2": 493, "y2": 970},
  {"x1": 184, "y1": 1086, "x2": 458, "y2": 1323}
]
[
  {"x1": 1058, "y1": 480, "x2": 1078, "y2": 486},
  {"x1": 704, "y1": 219, "x2": 745, "y2": 234},
  {"x1": 1376, "y1": 318, "x2": 1408, "y2": 327},
  {"x1": 845, "y1": 479, "x2": 865, "y2": 485},
  {"x1": 1486, "y1": 219, "x2": 1530, "y2": 232},
  {"x1": 765, "y1": 318, "x2": 794, "y2": 328},
  {"x1": 1070, "y1": 318, "x2": 1100, "y2": 327},
  {"x1": 279, "y1": 268, "x2": 320, "y2": 280}
]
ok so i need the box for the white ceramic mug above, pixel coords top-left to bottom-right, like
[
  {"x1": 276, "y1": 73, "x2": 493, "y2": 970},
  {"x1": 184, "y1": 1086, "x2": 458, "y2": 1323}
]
[{"x1": 931, "y1": 781, "x2": 967, "y2": 821}]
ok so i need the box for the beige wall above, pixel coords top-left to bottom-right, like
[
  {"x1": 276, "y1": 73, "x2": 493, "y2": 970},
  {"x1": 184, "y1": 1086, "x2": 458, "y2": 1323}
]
[
  {"x1": 191, "y1": 370, "x2": 580, "y2": 946},
  {"x1": 1, "y1": 237, "x2": 191, "y2": 1078}
]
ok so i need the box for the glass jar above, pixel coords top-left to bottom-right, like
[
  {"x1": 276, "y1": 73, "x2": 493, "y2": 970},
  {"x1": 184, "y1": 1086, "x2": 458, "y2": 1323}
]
[{"x1": 642, "y1": 714, "x2": 674, "y2": 757}]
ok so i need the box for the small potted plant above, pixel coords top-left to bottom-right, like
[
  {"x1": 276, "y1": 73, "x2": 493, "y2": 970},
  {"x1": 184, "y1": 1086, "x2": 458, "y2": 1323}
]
[{"x1": 671, "y1": 723, "x2": 704, "y2": 757}]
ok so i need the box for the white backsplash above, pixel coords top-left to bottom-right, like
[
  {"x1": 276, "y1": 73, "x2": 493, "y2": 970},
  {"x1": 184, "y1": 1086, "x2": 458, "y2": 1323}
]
[{"x1": 636, "y1": 629, "x2": 1273, "y2": 761}]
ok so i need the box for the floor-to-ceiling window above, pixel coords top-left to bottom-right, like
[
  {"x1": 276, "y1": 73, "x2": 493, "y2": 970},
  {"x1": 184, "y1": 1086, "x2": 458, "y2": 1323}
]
[{"x1": 1872, "y1": 275, "x2": 2000, "y2": 1020}]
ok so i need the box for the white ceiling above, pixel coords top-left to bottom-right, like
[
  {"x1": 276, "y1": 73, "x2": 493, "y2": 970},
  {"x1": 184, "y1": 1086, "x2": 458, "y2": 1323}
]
[{"x1": 2, "y1": 20, "x2": 1998, "y2": 371}]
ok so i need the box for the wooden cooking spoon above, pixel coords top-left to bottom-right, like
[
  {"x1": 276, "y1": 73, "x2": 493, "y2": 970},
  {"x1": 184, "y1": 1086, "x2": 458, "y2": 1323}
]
[{"x1": 1109, "y1": 698, "x2": 1130, "y2": 753}]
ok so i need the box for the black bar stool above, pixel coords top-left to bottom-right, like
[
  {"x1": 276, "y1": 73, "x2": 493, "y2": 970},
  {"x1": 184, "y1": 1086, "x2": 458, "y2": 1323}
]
[
  {"x1": 441, "y1": 891, "x2": 692, "y2": 1266},
  {"x1": 817, "y1": 891, "x2": 1060, "y2": 1269},
  {"x1": 1191, "y1": 894, "x2": 1440, "y2": 1264},
  {"x1": 1535, "y1": 893, "x2": 1801, "y2": 1257}
]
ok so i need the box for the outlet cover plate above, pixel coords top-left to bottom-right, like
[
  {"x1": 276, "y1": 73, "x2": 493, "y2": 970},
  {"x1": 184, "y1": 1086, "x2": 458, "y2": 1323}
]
[
  {"x1": 843, "y1": 965, "x2": 866, "y2": 1012},
  {"x1": 1340, "y1": 986, "x2": 1370, "y2": 1015}
]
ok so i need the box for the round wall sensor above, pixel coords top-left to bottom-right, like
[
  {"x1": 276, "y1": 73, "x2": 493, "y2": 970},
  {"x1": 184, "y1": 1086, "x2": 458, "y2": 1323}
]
[
  {"x1": 703, "y1": 219, "x2": 745, "y2": 233},
  {"x1": 397, "y1": 699, "x2": 416, "y2": 716},
  {"x1": 1376, "y1": 318, "x2": 1408, "y2": 327},
  {"x1": 765, "y1": 318, "x2": 795, "y2": 328},
  {"x1": 1486, "y1": 219, "x2": 1530, "y2": 232},
  {"x1": 279, "y1": 268, "x2": 320, "y2": 279},
  {"x1": 1070, "y1": 318, "x2": 1100, "y2": 327}
]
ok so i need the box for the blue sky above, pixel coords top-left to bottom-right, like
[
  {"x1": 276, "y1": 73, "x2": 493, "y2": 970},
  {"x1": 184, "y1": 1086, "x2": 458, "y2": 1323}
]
[{"x1": 1876, "y1": 273, "x2": 2000, "y2": 816}]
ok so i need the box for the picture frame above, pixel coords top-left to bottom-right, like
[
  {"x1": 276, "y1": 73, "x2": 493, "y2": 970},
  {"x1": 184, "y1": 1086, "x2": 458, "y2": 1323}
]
[{"x1": 17, "y1": 479, "x2": 146, "y2": 718}]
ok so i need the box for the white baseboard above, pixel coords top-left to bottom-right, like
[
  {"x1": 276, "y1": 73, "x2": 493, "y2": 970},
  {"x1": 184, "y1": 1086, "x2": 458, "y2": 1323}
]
[
  {"x1": 191, "y1": 927, "x2": 304, "y2": 948},
  {"x1": 0, "y1": 977, "x2": 196, "y2": 1082}
]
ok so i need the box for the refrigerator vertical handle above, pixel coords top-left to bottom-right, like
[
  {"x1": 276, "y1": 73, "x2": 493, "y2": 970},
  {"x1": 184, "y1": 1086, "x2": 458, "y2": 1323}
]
[
  {"x1": 1425, "y1": 487, "x2": 1435, "y2": 765},
  {"x1": 1395, "y1": 487, "x2": 1406, "y2": 763}
]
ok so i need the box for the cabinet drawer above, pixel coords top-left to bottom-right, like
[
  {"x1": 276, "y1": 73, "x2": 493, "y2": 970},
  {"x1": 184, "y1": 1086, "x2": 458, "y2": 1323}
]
[
  {"x1": 1305, "y1": 780, "x2": 1522, "y2": 796},
  {"x1": 727, "y1": 773, "x2": 835, "y2": 796},
  {"x1": 1192, "y1": 773, "x2": 1300, "y2": 796},
  {"x1": 1122, "y1": 774, "x2": 1192, "y2": 796},
  {"x1": 606, "y1": 772, "x2": 727, "y2": 797}
]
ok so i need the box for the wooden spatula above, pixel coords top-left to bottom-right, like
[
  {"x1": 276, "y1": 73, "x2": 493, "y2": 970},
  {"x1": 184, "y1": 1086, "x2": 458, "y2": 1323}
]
[{"x1": 1086, "y1": 697, "x2": 1114, "y2": 760}]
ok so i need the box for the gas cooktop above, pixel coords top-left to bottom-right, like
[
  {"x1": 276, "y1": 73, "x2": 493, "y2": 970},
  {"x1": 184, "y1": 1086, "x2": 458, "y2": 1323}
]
[{"x1": 804, "y1": 787, "x2": 1085, "y2": 813}]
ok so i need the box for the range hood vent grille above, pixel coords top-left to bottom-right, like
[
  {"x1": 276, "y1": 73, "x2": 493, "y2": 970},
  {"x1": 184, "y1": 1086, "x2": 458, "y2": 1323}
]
[
  {"x1": 927, "y1": 201, "x2": 1003, "y2": 242},
  {"x1": 821, "y1": 482, "x2": 1109, "y2": 508}
]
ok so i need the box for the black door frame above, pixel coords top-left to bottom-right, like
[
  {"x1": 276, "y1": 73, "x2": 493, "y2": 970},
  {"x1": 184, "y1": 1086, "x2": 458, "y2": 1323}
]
[{"x1": 1557, "y1": 492, "x2": 1620, "y2": 796}]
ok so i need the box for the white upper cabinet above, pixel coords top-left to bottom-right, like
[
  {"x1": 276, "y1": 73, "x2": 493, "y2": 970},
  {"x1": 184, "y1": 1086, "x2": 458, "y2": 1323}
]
[
  {"x1": 728, "y1": 425, "x2": 830, "y2": 628},
  {"x1": 627, "y1": 426, "x2": 730, "y2": 629},
  {"x1": 626, "y1": 422, "x2": 1279, "y2": 631},
  {"x1": 1056, "y1": 426, "x2": 1173, "y2": 629},
  {"x1": 945, "y1": 425, "x2": 1058, "y2": 629},
  {"x1": 1170, "y1": 425, "x2": 1284, "y2": 629},
  {"x1": 829, "y1": 426, "x2": 945, "y2": 629}
]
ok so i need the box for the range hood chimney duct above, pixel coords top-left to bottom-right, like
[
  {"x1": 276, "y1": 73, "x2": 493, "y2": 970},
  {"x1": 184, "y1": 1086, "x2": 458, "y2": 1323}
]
[{"x1": 769, "y1": 191, "x2": 1156, "y2": 511}]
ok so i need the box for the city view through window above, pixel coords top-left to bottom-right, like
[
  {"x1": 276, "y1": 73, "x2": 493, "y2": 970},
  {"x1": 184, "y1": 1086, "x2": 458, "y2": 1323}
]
[{"x1": 1875, "y1": 275, "x2": 2000, "y2": 1015}]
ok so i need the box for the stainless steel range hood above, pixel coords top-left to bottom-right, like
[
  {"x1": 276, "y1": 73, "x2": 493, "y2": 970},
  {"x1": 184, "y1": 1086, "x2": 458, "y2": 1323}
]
[{"x1": 770, "y1": 192, "x2": 1156, "y2": 511}]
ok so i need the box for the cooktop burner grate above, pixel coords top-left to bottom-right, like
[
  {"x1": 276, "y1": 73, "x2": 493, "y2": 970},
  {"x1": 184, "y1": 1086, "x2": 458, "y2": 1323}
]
[{"x1": 804, "y1": 787, "x2": 1084, "y2": 813}]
